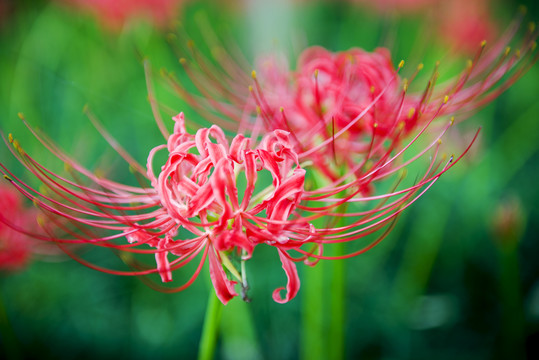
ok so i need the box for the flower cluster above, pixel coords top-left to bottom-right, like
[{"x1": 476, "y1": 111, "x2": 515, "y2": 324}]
[{"x1": 1, "y1": 9, "x2": 537, "y2": 304}]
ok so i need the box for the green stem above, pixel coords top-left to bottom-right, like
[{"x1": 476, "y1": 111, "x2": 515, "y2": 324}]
[
  {"x1": 198, "y1": 291, "x2": 223, "y2": 360},
  {"x1": 328, "y1": 242, "x2": 346, "y2": 360},
  {"x1": 300, "y1": 261, "x2": 325, "y2": 360}
]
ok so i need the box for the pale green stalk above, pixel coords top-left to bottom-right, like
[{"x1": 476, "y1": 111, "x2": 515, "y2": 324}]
[{"x1": 198, "y1": 292, "x2": 223, "y2": 360}]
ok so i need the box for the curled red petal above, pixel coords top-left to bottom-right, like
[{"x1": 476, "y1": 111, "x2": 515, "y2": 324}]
[{"x1": 272, "y1": 249, "x2": 300, "y2": 303}]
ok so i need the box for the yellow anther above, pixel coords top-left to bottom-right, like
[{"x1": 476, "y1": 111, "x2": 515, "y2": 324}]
[
  {"x1": 466, "y1": 59, "x2": 473, "y2": 68},
  {"x1": 8, "y1": 133, "x2": 13, "y2": 143},
  {"x1": 450, "y1": 116, "x2": 455, "y2": 125},
  {"x1": 417, "y1": 63, "x2": 424, "y2": 71},
  {"x1": 505, "y1": 47, "x2": 511, "y2": 56},
  {"x1": 17, "y1": 112, "x2": 24, "y2": 120},
  {"x1": 408, "y1": 107, "x2": 416, "y2": 119},
  {"x1": 12, "y1": 139, "x2": 19, "y2": 149},
  {"x1": 516, "y1": 49, "x2": 521, "y2": 58},
  {"x1": 403, "y1": 78, "x2": 409, "y2": 92},
  {"x1": 179, "y1": 58, "x2": 187, "y2": 65},
  {"x1": 529, "y1": 22, "x2": 536, "y2": 33},
  {"x1": 370, "y1": 85, "x2": 375, "y2": 94},
  {"x1": 280, "y1": 107, "x2": 284, "y2": 112},
  {"x1": 251, "y1": 70, "x2": 257, "y2": 79},
  {"x1": 314, "y1": 69, "x2": 319, "y2": 78},
  {"x1": 36, "y1": 215, "x2": 46, "y2": 227},
  {"x1": 437, "y1": 139, "x2": 442, "y2": 145},
  {"x1": 481, "y1": 40, "x2": 487, "y2": 48},
  {"x1": 3, "y1": 175, "x2": 12, "y2": 181},
  {"x1": 256, "y1": 106, "x2": 261, "y2": 115},
  {"x1": 398, "y1": 60, "x2": 405, "y2": 68},
  {"x1": 443, "y1": 95, "x2": 449, "y2": 104},
  {"x1": 399, "y1": 168, "x2": 408, "y2": 178},
  {"x1": 373, "y1": 123, "x2": 378, "y2": 128},
  {"x1": 248, "y1": 85, "x2": 253, "y2": 92},
  {"x1": 398, "y1": 121, "x2": 405, "y2": 130}
]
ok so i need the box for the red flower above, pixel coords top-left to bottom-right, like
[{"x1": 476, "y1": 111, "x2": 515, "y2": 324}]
[
  {"x1": 59, "y1": 0, "x2": 187, "y2": 30},
  {"x1": 1, "y1": 12, "x2": 535, "y2": 303},
  {"x1": 0, "y1": 184, "x2": 39, "y2": 271}
]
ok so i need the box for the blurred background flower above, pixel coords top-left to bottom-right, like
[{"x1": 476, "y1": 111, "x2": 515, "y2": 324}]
[{"x1": 1, "y1": 0, "x2": 538, "y2": 359}]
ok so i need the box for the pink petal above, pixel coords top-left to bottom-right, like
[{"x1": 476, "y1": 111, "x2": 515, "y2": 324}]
[{"x1": 208, "y1": 246, "x2": 238, "y2": 304}]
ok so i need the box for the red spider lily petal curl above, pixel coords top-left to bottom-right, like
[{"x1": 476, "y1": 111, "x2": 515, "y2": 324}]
[{"x1": 272, "y1": 249, "x2": 300, "y2": 304}]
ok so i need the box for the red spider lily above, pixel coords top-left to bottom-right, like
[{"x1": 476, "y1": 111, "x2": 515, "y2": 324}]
[
  {"x1": 350, "y1": 0, "x2": 498, "y2": 55},
  {"x1": 0, "y1": 184, "x2": 33, "y2": 270},
  {"x1": 1, "y1": 113, "x2": 309, "y2": 304},
  {"x1": 1, "y1": 13, "x2": 536, "y2": 304},
  {"x1": 58, "y1": 0, "x2": 188, "y2": 30},
  {"x1": 164, "y1": 11, "x2": 536, "y2": 183},
  {"x1": 0, "y1": 184, "x2": 58, "y2": 271}
]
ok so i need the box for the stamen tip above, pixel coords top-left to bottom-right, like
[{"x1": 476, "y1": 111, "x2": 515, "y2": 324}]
[
  {"x1": 398, "y1": 59, "x2": 405, "y2": 68},
  {"x1": 3, "y1": 175, "x2": 12, "y2": 181},
  {"x1": 480, "y1": 40, "x2": 487, "y2": 48},
  {"x1": 407, "y1": 107, "x2": 416, "y2": 119},
  {"x1": 443, "y1": 95, "x2": 449, "y2": 104},
  {"x1": 8, "y1": 133, "x2": 13, "y2": 143},
  {"x1": 251, "y1": 70, "x2": 257, "y2": 79},
  {"x1": 36, "y1": 215, "x2": 46, "y2": 227},
  {"x1": 417, "y1": 63, "x2": 424, "y2": 71},
  {"x1": 17, "y1": 112, "x2": 24, "y2": 120},
  {"x1": 179, "y1": 58, "x2": 187, "y2": 65}
]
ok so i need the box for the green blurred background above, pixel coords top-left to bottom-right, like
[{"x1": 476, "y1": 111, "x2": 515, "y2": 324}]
[{"x1": 1, "y1": 0, "x2": 538, "y2": 359}]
